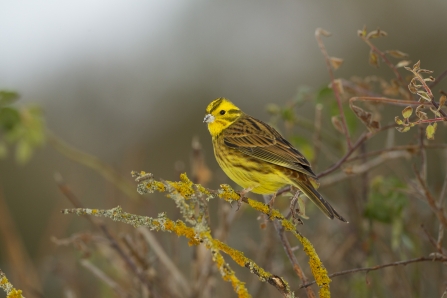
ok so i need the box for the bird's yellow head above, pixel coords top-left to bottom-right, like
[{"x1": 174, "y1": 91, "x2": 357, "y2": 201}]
[{"x1": 203, "y1": 98, "x2": 243, "y2": 137}]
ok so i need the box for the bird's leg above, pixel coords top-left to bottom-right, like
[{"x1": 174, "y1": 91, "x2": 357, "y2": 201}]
[
  {"x1": 268, "y1": 192, "x2": 278, "y2": 209},
  {"x1": 289, "y1": 188, "x2": 304, "y2": 225},
  {"x1": 235, "y1": 186, "x2": 255, "y2": 211}
]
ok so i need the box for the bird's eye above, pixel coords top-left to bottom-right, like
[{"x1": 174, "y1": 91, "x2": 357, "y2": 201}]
[{"x1": 219, "y1": 110, "x2": 226, "y2": 115}]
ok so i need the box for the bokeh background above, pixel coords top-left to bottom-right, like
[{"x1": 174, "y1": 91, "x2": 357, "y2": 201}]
[{"x1": 1, "y1": 1, "x2": 447, "y2": 297}]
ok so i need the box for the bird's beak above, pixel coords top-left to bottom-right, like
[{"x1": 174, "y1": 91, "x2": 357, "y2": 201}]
[{"x1": 203, "y1": 114, "x2": 215, "y2": 123}]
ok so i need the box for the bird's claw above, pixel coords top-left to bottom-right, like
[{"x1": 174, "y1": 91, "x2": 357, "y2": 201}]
[{"x1": 233, "y1": 186, "x2": 254, "y2": 211}]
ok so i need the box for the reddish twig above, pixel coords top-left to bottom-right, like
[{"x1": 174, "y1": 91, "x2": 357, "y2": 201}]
[
  {"x1": 315, "y1": 28, "x2": 352, "y2": 149},
  {"x1": 359, "y1": 32, "x2": 411, "y2": 99},
  {"x1": 350, "y1": 96, "x2": 443, "y2": 107},
  {"x1": 406, "y1": 63, "x2": 447, "y2": 120},
  {"x1": 317, "y1": 122, "x2": 399, "y2": 179},
  {"x1": 300, "y1": 255, "x2": 447, "y2": 288},
  {"x1": 429, "y1": 69, "x2": 447, "y2": 89},
  {"x1": 345, "y1": 144, "x2": 447, "y2": 162}
]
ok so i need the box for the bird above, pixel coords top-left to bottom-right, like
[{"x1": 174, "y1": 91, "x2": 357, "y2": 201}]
[{"x1": 203, "y1": 97, "x2": 347, "y2": 222}]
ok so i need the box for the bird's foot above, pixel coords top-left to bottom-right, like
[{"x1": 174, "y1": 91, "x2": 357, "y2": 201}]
[
  {"x1": 268, "y1": 192, "x2": 277, "y2": 209},
  {"x1": 288, "y1": 190, "x2": 304, "y2": 225},
  {"x1": 234, "y1": 186, "x2": 254, "y2": 211}
]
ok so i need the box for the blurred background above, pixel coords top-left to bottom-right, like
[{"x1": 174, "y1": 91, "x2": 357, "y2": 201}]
[{"x1": 1, "y1": 1, "x2": 447, "y2": 297}]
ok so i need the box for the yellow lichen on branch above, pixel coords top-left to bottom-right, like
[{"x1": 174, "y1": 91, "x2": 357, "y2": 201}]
[
  {"x1": 294, "y1": 231, "x2": 331, "y2": 297},
  {"x1": 86, "y1": 171, "x2": 329, "y2": 297},
  {"x1": 0, "y1": 270, "x2": 25, "y2": 298},
  {"x1": 61, "y1": 206, "x2": 258, "y2": 297}
]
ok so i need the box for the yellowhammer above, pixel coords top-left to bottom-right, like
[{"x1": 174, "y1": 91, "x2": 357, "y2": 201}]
[{"x1": 204, "y1": 97, "x2": 346, "y2": 222}]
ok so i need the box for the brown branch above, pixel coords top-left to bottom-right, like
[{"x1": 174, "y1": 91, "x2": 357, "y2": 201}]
[
  {"x1": 429, "y1": 69, "x2": 447, "y2": 89},
  {"x1": 315, "y1": 28, "x2": 352, "y2": 149},
  {"x1": 350, "y1": 96, "x2": 441, "y2": 107},
  {"x1": 359, "y1": 33, "x2": 411, "y2": 99},
  {"x1": 80, "y1": 259, "x2": 129, "y2": 298},
  {"x1": 317, "y1": 132, "x2": 368, "y2": 179},
  {"x1": 408, "y1": 64, "x2": 447, "y2": 120},
  {"x1": 420, "y1": 225, "x2": 445, "y2": 255},
  {"x1": 311, "y1": 104, "x2": 323, "y2": 168},
  {"x1": 345, "y1": 144, "x2": 447, "y2": 163},
  {"x1": 55, "y1": 174, "x2": 158, "y2": 296},
  {"x1": 263, "y1": 195, "x2": 316, "y2": 298},
  {"x1": 413, "y1": 166, "x2": 447, "y2": 228},
  {"x1": 300, "y1": 255, "x2": 447, "y2": 288}
]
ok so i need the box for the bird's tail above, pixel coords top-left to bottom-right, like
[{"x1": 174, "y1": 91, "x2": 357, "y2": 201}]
[{"x1": 292, "y1": 177, "x2": 348, "y2": 223}]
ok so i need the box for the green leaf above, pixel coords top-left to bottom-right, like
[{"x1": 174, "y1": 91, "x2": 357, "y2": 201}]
[
  {"x1": 396, "y1": 126, "x2": 410, "y2": 133},
  {"x1": 0, "y1": 107, "x2": 21, "y2": 131},
  {"x1": 402, "y1": 106, "x2": 413, "y2": 119},
  {"x1": 364, "y1": 176, "x2": 407, "y2": 223},
  {"x1": 15, "y1": 139, "x2": 33, "y2": 164},
  {"x1": 0, "y1": 91, "x2": 19, "y2": 107},
  {"x1": 281, "y1": 107, "x2": 295, "y2": 122},
  {"x1": 426, "y1": 123, "x2": 436, "y2": 140},
  {"x1": 315, "y1": 86, "x2": 334, "y2": 104}
]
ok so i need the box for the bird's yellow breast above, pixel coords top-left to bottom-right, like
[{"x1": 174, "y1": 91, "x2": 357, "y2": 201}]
[{"x1": 212, "y1": 136, "x2": 290, "y2": 194}]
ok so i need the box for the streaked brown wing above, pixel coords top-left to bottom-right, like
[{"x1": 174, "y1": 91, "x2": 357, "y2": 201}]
[{"x1": 222, "y1": 115, "x2": 317, "y2": 178}]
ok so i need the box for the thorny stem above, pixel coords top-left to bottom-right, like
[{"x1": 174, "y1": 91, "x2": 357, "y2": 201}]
[
  {"x1": 300, "y1": 255, "x2": 447, "y2": 288},
  {"x1": 315, "y1": 28, "x2": 352, "y2": 149}
]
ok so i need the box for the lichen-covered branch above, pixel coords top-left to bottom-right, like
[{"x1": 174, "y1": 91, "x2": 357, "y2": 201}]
[
  {"x1": 132, "y1": 171, "x2": 331, "y2": 297},
  {"x1": 61, "y1": 206, "x2": 293, "y2": 297},
  {"x1": 0, "y1": 269, "x2": 25, "y2": 298}
]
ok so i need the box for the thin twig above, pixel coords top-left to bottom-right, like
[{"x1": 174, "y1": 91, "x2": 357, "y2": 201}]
[
  {"x1": 300, "y1": 255, "x2": 447, "y2": 288},
  {"x1": 359, "y1": 33, "x2": 411, "y2": 99},
  {"x1": 345, "y1": 144, "x2": 447, "y2": 163},
  {"x1": 80, "y1": 259, "x2": 129, "y2": 298},
  {"x1": 55, "y1": 174, "x2": 157, "y2": 296},
  {"x1": 315, "y1": 28, "x2": 352, "y2": 149},
  {"x1": 350, "y1": 96, "x2": 446, "y2": 108},
  {"x1": 311, "y1": 104, "x2": 323, "y2": 168},
  {"x1": 413, "y1": 166, "x2": 447, "y2": 228},
  {"x1": 317, "y1": 132, "x2": 368, "y2": 179},
  {"x1": 137, "y1": 227, "x2": 191, "y2": 297},
  {"x1": 409, "y1": 64, "x2": 447, "y2": 120},
  {"x1": 320, "y1": 150, "x2": 410, "y2": 187},
  {"x1": 419, "y1": 126, "x2": 427, "y2": 181},
  {"x1": 428, "y1": 69, "x2": 447, "y2": 89},
  {"x1": 420, "y1": 224, "x2": 445, "y2": 255},
  {"x1": 263, "y1": 195, "x2": 316, "y2": 298}
]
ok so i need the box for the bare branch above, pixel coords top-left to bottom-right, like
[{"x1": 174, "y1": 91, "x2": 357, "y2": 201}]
[
  {"x1": 263, "y1": 195, "x2": 316, "y2": 298},
  {"x1": 413, "y1": 166, "x2": 447, "y2": 228},
  {"x1": 301, "y1": 255, "x2": 447, "y2": 288},
  {"x1": 316, "y1": 28, "x2": 352, "y2": 149}
]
